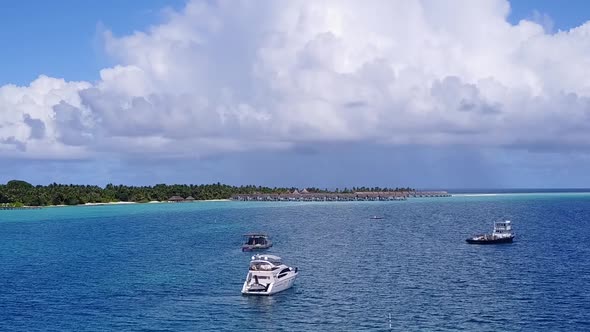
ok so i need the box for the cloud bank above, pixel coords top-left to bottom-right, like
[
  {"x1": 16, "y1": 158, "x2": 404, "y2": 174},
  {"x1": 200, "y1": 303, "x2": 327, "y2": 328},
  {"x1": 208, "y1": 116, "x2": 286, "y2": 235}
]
[{"x1": 2, "y1": 0, "x2": 590, "y2": 160}]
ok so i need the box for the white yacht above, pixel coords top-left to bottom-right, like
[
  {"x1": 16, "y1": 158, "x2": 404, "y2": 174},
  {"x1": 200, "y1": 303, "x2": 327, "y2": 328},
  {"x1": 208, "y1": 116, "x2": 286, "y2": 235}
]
[{"x1": 241, "y1": 254, "x2": 298, "y2": 295}]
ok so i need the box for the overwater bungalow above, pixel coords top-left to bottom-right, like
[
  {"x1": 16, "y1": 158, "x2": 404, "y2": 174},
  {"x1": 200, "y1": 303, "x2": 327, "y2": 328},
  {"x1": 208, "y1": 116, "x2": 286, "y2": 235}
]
[{"x1": 231, "y1": 191, "x2": 450, "y2": 202}]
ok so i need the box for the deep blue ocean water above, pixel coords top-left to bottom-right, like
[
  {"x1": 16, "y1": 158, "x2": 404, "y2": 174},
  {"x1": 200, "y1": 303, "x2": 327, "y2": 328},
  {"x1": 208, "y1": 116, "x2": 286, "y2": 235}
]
[{"x1": 1, "y1": 194, "x2": 590, "y2": 331}]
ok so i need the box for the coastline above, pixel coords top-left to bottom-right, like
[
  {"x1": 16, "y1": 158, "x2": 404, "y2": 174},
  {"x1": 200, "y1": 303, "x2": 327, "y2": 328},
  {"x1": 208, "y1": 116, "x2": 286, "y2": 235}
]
[
  {"x1": 32, "y1": 199, "x2": 231, "y2": 209},
  {"x1": 83, "y1": 201, "x2": 138, "y2": 206},
  {"x1": 451, "y1": 191, "x2": 590, "y2": 197},
  {"x1": 19, "y1": 193, "x2": 590, "y2": 209}
]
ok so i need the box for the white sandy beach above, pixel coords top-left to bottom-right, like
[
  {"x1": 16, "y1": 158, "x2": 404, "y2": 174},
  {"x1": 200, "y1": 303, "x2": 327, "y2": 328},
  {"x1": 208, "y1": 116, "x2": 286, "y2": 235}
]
[
  {"x1": 452, "y1": 194, "x2": 498, "y2": 197},
  {"x1": 83, "y1": 201, "x2": 138, "y2": 206},
  {"x1": 35, "y1": 199, "x2": 231, "y2": 208}
]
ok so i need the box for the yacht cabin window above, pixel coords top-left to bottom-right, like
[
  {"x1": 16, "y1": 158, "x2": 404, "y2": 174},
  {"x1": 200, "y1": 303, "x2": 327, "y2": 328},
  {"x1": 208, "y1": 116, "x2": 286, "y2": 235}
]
[{"x1": 278, "y1": 268, "x2": 291, "y2": 278}]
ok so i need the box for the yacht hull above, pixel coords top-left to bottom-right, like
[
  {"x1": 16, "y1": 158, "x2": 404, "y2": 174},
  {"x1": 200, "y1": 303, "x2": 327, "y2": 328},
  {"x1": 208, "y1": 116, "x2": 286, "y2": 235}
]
[
  {"x1": 466, "y1": 236, "x2": 514, "y2": 244},
  {"x1": 241, "y1": 244, "x2": 272, "y2": 252},
  {"x1": 241, "y1": 273, "x2": 298, "y2": 296}
]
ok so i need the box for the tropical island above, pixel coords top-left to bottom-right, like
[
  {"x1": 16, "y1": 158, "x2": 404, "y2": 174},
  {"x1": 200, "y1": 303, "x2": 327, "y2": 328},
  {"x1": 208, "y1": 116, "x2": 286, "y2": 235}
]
[{"x1": 0, "y1": 180, "x2": 433, "y2": 207}]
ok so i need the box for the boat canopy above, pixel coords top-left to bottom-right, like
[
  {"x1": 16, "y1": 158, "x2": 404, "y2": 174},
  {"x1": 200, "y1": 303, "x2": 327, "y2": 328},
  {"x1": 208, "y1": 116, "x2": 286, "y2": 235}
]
[
  {"x1": 243, "y1": 235, "x2": 269, "y2": 246},
  {"x1": 243, "y1": 233, "x2": 268, "y2": 237},
  {"x1": 249, "y1": 261, "x2": 274, "y2": 271},
  {"x1": 252, "y1": 254, "x2": 281, "y2": 263}
]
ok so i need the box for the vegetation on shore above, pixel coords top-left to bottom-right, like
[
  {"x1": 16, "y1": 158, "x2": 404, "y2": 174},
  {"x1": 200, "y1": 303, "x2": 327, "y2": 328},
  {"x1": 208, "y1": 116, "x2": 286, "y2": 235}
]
[{"x1": 0, "y1": 180, "x2": 415, "y2": 207}]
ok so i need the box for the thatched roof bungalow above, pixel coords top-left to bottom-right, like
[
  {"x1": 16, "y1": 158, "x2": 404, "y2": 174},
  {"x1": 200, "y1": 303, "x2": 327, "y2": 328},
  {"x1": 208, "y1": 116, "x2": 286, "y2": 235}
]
[{"x1": 168, "y1": 196, "x2": 185, "y2": 202}]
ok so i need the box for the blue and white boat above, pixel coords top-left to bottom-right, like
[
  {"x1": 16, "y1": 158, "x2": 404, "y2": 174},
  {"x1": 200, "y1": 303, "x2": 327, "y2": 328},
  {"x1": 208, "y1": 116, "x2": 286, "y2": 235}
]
[{"x1": 466, "y1": 220, "x2": 515, "y2": 244}]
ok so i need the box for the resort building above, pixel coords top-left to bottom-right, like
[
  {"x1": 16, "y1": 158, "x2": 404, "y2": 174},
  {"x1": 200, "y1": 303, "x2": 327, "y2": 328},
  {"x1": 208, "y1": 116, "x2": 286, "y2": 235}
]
[
  {"x1": 167, "y1": 196, "x2": 198, "y2": 202},
  {"x1": 230, "y1": 190, "x2": 450, "y2": 202}
]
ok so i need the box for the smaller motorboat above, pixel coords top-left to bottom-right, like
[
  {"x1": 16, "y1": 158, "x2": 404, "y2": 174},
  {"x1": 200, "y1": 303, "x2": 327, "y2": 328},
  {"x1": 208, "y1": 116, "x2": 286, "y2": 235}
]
[
  {"x1": 466, "y1": 220, "x2": 515, "y2": 244},
  {"x1": 241, "y1": 254, "x2": 298, "y2": 295},
  {"x1": 241, "y1": 233, "x2": 272, "y2": 251},
  {"x1": 370, "y1": 215, "x2": 384, "y2": 220}
]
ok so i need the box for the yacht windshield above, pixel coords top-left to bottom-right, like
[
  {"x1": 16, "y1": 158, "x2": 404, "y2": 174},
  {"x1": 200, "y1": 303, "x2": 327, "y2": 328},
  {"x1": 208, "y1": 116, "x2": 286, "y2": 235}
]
[
  {"x1": 250, "y1": 262, "x2": 273, "y2": 271},
  {"x1": 245, "y1": 236, "x2": 267, "y2": 245}
]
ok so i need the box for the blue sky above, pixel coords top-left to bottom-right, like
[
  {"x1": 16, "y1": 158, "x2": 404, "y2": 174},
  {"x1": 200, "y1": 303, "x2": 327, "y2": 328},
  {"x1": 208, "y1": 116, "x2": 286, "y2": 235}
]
[
  {"x1": 1, "y1": 0, "x2": 590, "y2": 188},
  {"x1": 0, "y1": 0, "x2": 185, "y2": 85},
  {"x1": 507, "y1": 0, "x2": 590, "y2": 29}
]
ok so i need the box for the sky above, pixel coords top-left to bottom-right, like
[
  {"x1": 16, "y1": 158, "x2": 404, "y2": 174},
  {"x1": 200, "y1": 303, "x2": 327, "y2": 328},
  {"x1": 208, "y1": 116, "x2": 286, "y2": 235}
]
[{"x1": 1, "y1": 0, "x2": 590, "y2": 189}]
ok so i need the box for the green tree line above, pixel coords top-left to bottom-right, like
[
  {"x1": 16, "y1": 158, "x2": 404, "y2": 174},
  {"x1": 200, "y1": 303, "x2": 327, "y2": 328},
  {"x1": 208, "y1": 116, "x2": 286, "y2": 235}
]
[{"x1": 0, "y1": 180, "x2": 414, "y2": 207}]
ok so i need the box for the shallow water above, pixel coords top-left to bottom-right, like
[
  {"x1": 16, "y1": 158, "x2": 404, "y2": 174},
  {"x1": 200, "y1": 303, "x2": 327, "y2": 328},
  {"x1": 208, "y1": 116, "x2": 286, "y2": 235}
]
[{"x1": 1, "y1": 196, "x2": 589, "y2": 331}]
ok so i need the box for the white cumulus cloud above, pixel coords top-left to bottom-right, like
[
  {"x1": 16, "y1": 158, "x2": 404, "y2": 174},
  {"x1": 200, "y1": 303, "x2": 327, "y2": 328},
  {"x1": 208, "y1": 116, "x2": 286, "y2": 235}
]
[{"x1": 1, "y1": 0, "x2": 590, "y2": 160}]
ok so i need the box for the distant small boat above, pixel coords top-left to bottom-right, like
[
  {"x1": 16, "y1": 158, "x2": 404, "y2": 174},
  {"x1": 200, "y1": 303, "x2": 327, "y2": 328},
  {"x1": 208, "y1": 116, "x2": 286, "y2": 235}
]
[
  {"x1": 242, "y1": 233, "x2": 273, "y2": 251},
  {"x1": 466, "y1": 220, "x2": 515, "y2": 244},
  {"x1": 370, "y1": 215, "x2": 384, "y2": 220}
]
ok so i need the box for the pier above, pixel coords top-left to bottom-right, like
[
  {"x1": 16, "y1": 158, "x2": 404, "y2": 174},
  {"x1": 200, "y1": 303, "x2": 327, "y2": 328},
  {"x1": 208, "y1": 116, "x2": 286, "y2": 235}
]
[{"x1": 231, "y1": 191, "x2": 451, "y2": 202}]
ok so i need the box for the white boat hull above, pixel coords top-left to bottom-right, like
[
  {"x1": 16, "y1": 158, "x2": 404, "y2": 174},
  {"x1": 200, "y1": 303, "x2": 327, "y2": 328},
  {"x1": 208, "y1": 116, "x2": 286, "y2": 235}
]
[{"x1": 241, "y1": 273, "x2": 298, "y2": 296}]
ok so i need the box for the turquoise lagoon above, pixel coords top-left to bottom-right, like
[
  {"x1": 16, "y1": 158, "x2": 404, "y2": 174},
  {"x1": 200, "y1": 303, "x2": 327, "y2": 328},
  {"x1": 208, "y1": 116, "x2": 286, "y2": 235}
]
[{"x1": 1, "y1": 194, "x2": 589, "y2": 331}]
